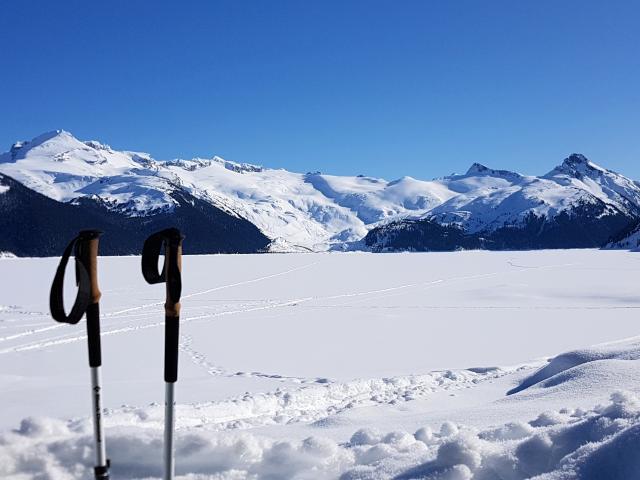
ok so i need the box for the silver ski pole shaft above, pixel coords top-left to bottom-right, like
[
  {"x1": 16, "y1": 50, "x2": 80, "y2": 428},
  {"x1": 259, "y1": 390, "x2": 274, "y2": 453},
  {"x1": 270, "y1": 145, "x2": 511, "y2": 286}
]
[
  {"x1": 90, "y1": 365, "x2": 107, "y2": 468},
  {"x1": 164, "y1": 382, "x2": 176, "y2": 480}
]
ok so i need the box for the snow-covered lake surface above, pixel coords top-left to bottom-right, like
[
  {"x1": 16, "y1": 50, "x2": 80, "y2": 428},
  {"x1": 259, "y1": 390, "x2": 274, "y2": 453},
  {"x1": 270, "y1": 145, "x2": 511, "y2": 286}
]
[{"x1": 2, "y1": 250, "x2": 640, "y2": 479}]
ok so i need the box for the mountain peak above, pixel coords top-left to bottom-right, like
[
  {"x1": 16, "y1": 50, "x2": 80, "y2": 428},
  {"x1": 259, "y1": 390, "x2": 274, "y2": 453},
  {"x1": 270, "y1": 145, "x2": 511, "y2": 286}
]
[
  {"x1": 563, "y1": 153, "x2": 589, "y2": 165},
  {"x1": 5, "y1": 130, "x2": 81, "y2": 162},
  {"x1": 21, "y1": 129, "x2": 77, "y2": 149},
  {"x1": 464, "y1": 162, "x2": 522, "y2": 180},
  {"x1": 547, "y1": 153, "x2": 607, "y2": 179},
  {"x1": 466, "y1": 163, "x2": 490, "y2": 175},
  {"x1": 561, "y1": 153, "x2": 595, "y2": 170}
]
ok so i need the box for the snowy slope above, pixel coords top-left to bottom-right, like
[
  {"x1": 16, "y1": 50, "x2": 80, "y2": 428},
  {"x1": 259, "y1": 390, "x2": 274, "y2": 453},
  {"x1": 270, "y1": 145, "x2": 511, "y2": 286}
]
[
  {"x1": 2, "y1": 251, "x2": 640, "y2": 478},
  {"x1": 0, "y1": 169, "x2": 269, "y2": 256},
  {"x1": 2, "y1": 131, "x2": 640, "y2": 251},
  {"x1": 0, "y1": 130, "x2": 178, "y2": 216},
  {"x1": 161, "y1": 160, "x2": 368, "y2": 250},
  {"x1": 545, "y1": 153, "x2": 640, "y2": 216},
  {"x1": 367, "y1": 156, "x2": 640, "y2": 251},
  {"x1": 421, "y1": 155, "x2": 639, "y2": 234}
]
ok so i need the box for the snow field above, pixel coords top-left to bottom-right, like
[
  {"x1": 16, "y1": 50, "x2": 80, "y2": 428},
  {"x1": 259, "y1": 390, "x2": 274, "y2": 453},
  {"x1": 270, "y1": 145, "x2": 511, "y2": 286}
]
[{"x1": 2, "y1": 250, "x2": 640, "y2": 478}]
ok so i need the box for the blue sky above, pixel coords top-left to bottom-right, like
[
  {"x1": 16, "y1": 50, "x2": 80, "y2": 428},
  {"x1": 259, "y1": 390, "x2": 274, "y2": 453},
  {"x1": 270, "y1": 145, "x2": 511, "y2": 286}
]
[{"x1": 1, "y1": 1, "x2": 639, "y2": 179}]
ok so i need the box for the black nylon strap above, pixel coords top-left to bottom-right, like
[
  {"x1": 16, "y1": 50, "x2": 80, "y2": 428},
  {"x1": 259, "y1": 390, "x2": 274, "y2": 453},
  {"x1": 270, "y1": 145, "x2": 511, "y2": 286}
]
[
  {"x1": 50, "y1": 235, "x2": 91, "y2": 325},
  {"x1": 141, "y1": 231, "x2": 166, "y2": 285},
  {"x1": 141, "y1": 228, "x2": 182, "y2": 303}
]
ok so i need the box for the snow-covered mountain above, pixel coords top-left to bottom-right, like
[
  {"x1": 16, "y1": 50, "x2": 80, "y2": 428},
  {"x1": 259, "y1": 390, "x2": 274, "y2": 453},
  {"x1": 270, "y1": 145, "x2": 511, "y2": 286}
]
[
  {"x1": 0, "y1": 130, "x2": 180, "y2": 215},
  {"x1": 0, "y1": 132, "x2": 270, "y2": 256},
  {"x1": 366, "y1": 155, "x2": 640, "y2": 251},
  {"x1": 2, "y1": 130, "x2": 640, "y2": 255}
]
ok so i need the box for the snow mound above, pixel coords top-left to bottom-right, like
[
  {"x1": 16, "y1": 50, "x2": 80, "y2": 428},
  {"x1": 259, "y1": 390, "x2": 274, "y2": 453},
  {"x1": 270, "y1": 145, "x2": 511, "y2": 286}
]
[
  {"x1": 2, "y1": 392, "x2": 640, "y2": 479},
  {"x1": 508, "y1": 338, "x2": 640, "y2": 395}
]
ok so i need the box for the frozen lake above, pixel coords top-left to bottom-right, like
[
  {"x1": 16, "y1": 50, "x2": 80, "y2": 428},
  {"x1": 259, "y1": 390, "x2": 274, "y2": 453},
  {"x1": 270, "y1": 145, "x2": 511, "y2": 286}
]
[{"x1": 1, "y1": 250, "x2": 639, "y2": 428}]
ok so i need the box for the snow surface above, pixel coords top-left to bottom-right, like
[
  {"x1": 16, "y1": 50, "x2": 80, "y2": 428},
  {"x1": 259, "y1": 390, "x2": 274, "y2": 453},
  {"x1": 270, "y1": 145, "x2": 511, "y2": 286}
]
[
  {"x1": 2, "y1": 250, "x2": 640, "y2": 478},
  {"x1": 2, "y1": 132, "x2": 640, "y2": 250}
]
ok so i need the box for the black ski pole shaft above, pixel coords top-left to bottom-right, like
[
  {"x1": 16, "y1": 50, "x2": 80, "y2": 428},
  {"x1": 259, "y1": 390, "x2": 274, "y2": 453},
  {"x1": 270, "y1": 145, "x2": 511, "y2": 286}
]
[
  {"x1": 50, "y1": 230, "x2": 110, "y2": 480},
  {"x1": 141, "y1": 228, "x2": 183, "y2": 480}
]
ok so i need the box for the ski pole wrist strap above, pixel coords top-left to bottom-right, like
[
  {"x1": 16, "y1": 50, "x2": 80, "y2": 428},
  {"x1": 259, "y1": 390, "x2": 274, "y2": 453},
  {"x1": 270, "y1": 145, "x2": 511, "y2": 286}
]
[
  {"x1": 50, "y1": 234, "x2": 92, "y2": 324},
  {"x1": 141, "y1": 228, "x2": 183, "y2": 305}
]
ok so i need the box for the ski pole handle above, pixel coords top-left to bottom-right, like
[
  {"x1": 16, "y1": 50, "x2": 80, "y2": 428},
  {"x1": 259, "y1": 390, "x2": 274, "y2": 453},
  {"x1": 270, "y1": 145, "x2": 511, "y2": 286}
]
[
  {"x1": 76, "y1": 230, "x2": 103, "y2": 305},
  {"x1": 141, "y1": 228, "x2": 184, "y2": 383},
  {"x1": 76, "y1": 230, "x2": 104, "y2": 368}
]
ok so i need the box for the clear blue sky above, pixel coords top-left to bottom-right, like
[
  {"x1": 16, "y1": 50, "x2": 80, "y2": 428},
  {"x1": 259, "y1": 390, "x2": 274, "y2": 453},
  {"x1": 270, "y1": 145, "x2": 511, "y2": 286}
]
[{"x1": 1, "y1": 1, "x2": 639, "y2": 180}]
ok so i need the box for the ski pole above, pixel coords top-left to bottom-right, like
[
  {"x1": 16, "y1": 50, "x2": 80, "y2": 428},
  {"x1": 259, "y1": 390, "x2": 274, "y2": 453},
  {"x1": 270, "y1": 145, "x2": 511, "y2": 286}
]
[
  {"x1": 141, "y1": 228, "x2": 184, "y2": 480},
  {"x1": 50, "y1": 230, "x2": 110, "y2": 480}
]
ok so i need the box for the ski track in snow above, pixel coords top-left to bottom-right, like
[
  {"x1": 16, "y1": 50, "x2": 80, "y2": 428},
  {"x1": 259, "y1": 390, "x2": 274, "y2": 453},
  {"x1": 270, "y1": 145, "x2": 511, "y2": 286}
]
[
  {"x1": 103, "y1": 363, "x2": 536, "y2": 433},
  {"x1": 179, "y1": 334, "x2": 327, "y2": 384},
  {"x1": 103, "y1": 260, "x2": 323, "y2": 318},
  {"x1": 0, "y1": 273, "x2": 486, "y2": 354},
  {"x1": 0, "y1": 324, "x2": 63, "y2": 343},
  {"x1": 0, "y1": 260, "x2": 323, "y2": 350},
  {"x1": 304, "y1": 305, "x2": 640, "y2": 311},
  {"x1": 0, "y1": 298, "x2": 313, "y2": 354}
]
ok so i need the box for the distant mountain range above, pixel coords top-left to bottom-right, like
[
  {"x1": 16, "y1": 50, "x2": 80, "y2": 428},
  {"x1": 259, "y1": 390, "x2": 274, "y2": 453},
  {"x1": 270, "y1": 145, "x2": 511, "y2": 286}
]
[{"x1": 1, "y1": 130, "x2": 639, "y2": 256}]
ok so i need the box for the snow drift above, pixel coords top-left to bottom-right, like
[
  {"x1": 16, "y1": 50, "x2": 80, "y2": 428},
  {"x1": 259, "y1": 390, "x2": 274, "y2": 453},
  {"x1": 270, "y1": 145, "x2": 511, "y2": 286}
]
[
  {"x1": 2, "y1": 392, "x2": 639, "y2": 479},
  {"x1": 4, "y1": 336, "x2": 640, "y2": 479}
]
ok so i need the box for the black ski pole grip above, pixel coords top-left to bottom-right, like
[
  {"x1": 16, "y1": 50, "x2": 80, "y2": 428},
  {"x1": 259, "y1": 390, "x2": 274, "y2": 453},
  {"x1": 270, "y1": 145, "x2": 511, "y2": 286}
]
[
  {"x1": 165, "y1": 317, "x2": 179, "y2": 383},
  {"x1": 86, "y1": 303, "x2": 102, "y2": 368}
]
